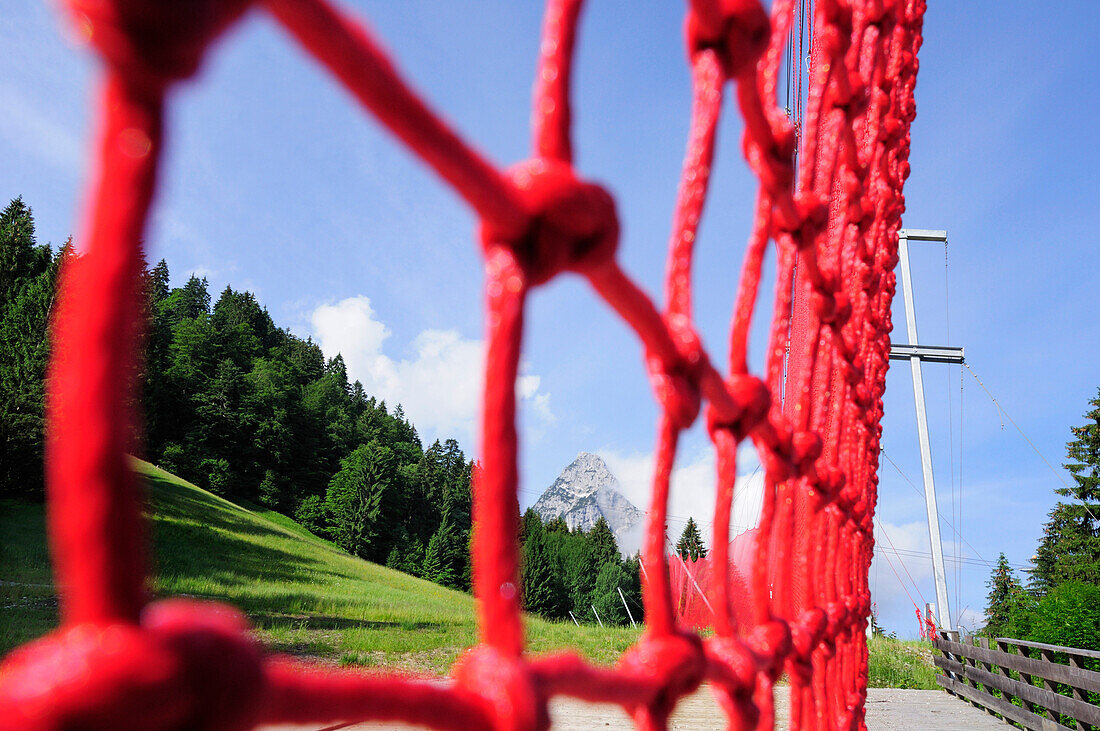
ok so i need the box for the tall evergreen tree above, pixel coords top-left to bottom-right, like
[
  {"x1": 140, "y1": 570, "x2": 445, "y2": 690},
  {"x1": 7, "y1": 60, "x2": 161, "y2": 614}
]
[
  {"x1": 1032, "y1": 389, "x2": 1100, "y2": 594},
  {"x1": 0, "y1": 198, "x2": 55, "y2": 498},
  {"x1": 324, "y1": 441, "x2": 398, "y2": 561},
  {"x1": 521, "y1": 515, "x2": 567, "y2": 619},
  {"x1": 590, "y1": 561, "x2": 630, "y2": 626},
  {"x1": 982, "y1": 553, "x2": 1024, "y2": 637},
  {"x1": 588, "y1": 517, "x2": 620, "y2": 569},
  {"x1": 676, "y1": 517, "x2": 708, "y2": 561},
  {"x1": 422, "y1": 517, "x2": 460, "y2": 588}
]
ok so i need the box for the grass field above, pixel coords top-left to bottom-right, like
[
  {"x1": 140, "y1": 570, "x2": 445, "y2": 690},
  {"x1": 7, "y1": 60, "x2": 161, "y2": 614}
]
[
  {"x1": 1, "y1": 460, "x2": 938, "y2": 686},
  {"x1": 866, "y1": 634, "x2": 939, "y2": 689},
  {"x1": 0, "y1": 459, "x2": 639, "y2": 674}
]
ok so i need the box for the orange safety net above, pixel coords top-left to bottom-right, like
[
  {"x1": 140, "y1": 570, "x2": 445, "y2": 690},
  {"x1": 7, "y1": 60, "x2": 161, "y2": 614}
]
[{"x1": 0, "y1": 0, "x2": 925, "y2": 728}]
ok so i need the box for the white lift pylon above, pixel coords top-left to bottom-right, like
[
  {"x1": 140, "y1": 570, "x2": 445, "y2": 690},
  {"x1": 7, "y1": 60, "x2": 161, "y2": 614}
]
[{"x1": 888, "y1": 228, "x2": 963, "y2": 633}]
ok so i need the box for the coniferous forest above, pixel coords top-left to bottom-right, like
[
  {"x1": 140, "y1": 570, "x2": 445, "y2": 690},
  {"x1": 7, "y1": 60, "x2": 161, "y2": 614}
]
[{"x1": 0, "y1": 197, "x2": 642, "y2": 625}]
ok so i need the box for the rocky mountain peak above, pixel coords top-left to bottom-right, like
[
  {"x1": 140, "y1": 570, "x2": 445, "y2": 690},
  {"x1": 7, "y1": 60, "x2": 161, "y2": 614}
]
[{"x1": 532, "y1": 452, "x2": 643, "y2": 555}]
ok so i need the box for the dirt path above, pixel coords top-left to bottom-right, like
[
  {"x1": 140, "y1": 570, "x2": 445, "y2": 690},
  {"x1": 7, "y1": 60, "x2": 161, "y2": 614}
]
[{"x1": 263, "y1": 685, "x2": 1010, "y2": 729}]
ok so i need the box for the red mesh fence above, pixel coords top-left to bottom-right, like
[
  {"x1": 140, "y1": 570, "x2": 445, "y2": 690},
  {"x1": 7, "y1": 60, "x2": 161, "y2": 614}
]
[{"x1": 0, "y1": 0, "x2": 926, "y2": 728}]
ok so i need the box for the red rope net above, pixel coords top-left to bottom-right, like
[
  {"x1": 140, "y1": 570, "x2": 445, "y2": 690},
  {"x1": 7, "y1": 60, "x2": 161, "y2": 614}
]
[{"x1": 0, "y1": 0, "x2": 925, "y2": 728}]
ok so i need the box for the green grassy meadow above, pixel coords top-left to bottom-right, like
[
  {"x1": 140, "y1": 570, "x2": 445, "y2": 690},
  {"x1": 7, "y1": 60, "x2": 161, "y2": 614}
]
[
  {"x1": 0, "y1": 459, "x2": 639, "y2": 674},
  {"x1": 1, "y1": 460, "x2": 938, "y2": 686},
  {"x1": 866, "y1": 634, "x2": 939, "y2": 689}
]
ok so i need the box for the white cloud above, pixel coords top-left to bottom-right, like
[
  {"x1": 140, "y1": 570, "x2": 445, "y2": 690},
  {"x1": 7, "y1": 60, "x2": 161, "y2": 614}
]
[
  {"x1": 310, "y1": 295, "x2": 552, "y2": 443},
  {"x1": 869, "y1": 519, "x2": 937, "y2": 637},
  {"x1": 600, "y1": 441, "x2": 765, "y2": 552}
]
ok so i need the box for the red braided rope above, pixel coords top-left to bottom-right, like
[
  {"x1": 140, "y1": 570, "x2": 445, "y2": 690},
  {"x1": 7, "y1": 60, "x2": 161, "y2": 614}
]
[{"x1": 0, "y1": 0, "x2": 925, "y2": 728}]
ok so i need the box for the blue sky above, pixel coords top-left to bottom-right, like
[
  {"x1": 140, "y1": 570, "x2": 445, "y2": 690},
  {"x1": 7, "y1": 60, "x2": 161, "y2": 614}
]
[{"x1": 3, "y1": 1, "x2": 1097, "y2": 638}]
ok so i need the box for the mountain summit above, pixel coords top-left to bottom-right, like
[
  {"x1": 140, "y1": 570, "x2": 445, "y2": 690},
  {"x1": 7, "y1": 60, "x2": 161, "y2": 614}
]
[{"x1": 532, "y1": 452, "x2": 643, "y2": 554}]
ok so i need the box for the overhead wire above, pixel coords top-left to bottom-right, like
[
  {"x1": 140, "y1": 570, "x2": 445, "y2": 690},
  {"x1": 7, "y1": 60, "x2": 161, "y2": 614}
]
[
  {"x1": 963, "y1": 363, "x2": 1100, "y2": 524},
  {"x1": 880, "y1": 448, "x2": 990, "y2": 568},
  {"x1": 872, "y1": 518, "x2": 925, "y2": 612},
  {"x1": 873, "y1": 518, "x2": 926, "y2": 603}
]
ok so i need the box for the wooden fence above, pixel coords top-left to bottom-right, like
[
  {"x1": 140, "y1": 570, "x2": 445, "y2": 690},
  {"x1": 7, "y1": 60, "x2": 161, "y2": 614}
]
[{"x1": 933, "y1": 631, "x2": 1100, "y2": 731}]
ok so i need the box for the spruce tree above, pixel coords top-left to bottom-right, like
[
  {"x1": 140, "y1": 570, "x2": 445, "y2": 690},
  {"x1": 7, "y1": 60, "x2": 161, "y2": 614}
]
[
  {"x1": 676, "y1": 517, "x2": 708, "y2": 561},
  {"x1": 590, "y1": 561, "x2": 630, "y2": 625},
  {"x1": 588, "y1": 517, "x2": 620, "y2": 568},
  {"x1": 1032, "y1": 389, "x2": 1100, "y2": 594},
  {"x1": 324, "y1": 440, "x2": 398, "y2": 561},
  {"x1": 521, "y1": 519, "x2": 567, "y2": 619},
  {"x1": 0, "y1": 198, "x2": 54, "y2": 498},
  {"x1": 422, "y1": 519, "x2": 458, "y2": 587},
  {"x1": 983, "y1": 553, "x2": 1023, "y2": 637}
]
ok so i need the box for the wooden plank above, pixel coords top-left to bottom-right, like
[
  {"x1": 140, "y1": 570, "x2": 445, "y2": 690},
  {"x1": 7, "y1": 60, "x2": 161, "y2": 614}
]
[
  {"x1": 1067, "y1": 656, "x2": 1088, "y2": 731},
  {"x1": 998, "y1": 639, "x2": 1100, "y2": 662},
  {"x1": 1004, "y1": 639, "x2": 1038, "y2": 714},
  {"x1": 937, "y1": 674, "x2": 1074, "y2": 731},
  {"x1": 935, "y1": 655, "x2": 1100, "y2": 726},
  {"x1": 937, "y1": 636, "x2": 1100, "y2": 695}
]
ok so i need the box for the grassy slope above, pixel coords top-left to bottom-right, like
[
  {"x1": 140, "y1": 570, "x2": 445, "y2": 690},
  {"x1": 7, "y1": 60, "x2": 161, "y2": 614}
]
[
  {"x1": 866, "y1": 634, "x2": 939, "y2": 689},
  {"x1": 1, "y1": 461, "x2": 938, "y2": 686},
  {"x1": 0, "y1": 459, "x2": 638, "y2": 674}
]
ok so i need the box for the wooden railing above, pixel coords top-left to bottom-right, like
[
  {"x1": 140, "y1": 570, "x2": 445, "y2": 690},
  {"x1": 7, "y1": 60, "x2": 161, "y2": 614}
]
[{"x1": 933, "y1": 630, "x2": 1100, "y2": 731}]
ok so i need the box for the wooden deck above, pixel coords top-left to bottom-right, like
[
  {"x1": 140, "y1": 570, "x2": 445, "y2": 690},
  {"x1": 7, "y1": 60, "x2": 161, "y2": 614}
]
[{"x1": 263, "y1": 685, "x2": 1010, "y2": 730}]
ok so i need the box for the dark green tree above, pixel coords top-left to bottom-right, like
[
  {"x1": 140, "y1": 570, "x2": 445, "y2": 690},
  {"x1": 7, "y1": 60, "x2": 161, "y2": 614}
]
[
  {"x1": 588, "y1": 517, "x2": 620, "y2": 569},
  {"x1": 1029, "y1": 581, "x2": 1100, "y2": 652},
  {"x1": 982, "y1": 553, "x2": 1024, "y2": 637},
  {"x1": 676, "y1": 517, "x2": 708, "y2": 561},
  {"x1": 520, "y1": 515, "x2": 567, "y2": 619},
  {"x1": 590, "y1": 561, "x2": 630, "y2": 626},
  {"x1": 1032, "y1": 389, "x2": 1100, "y2": 594},
  {"x1": 324, "y1": 441, "x2": 398, "y2": 561},
  {"x1": 0, "y1": 198, "x2": 55, "y2": 498},
  {"x1": 422, "y1": 517, "x2": 460, "y2": 588}
]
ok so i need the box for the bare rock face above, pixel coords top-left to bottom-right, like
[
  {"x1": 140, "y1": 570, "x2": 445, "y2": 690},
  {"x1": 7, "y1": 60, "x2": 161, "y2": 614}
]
[{"x1": 532, "y1": 452, "x2": 643, "y2": 555}]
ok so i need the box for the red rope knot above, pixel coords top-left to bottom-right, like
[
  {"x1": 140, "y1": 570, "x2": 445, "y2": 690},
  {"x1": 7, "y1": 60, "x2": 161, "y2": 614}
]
[
  {"x1": 820, "y1": 466, "x2": 846, "y2": 501},
  {"x1": 813, "y1": 287, "x2": 851, "y2": 327},
  {"x1": 706, "y1": 374, "x2": 769, "y2": 441},
  {"x1": 66, "y1": 0, "x2": 252, "y2": 97},
  {"x1": 0, "y1": 599, "x2": 263, "y2": 730},
  {"x1": 773, "y1": 190, "x2": 828, "y2": 241},
  {"x1": 684, "y1": 0, "x2": 771, "y2": 80},
  {"x1": 703, "y1": 637, "x2": 759, "y2": 727},
  {"x1": 823, "y1": 601, "x2": 848, "y2": 639},
  {"x1": 851, "y1": 496, "x2": 870, "y2": 525},
  {"x1": 480, "y1": 158, "x2": 618, "y2": 287},
  {"x1": 617, "y1": 631, "x2": 706, "y2": 725},
  {"x1": 790, "y1": 431, "x2": 822, "y2": 473},
  {"x1": 834, "y1": 479, "x2": 857, "y2": 514},
  {"x1": 744, "y1": 619, "x2": 790, "y2": 680},
  {"x1": 854, "y1": 382, "x2": 874, "y2": 410},
  {"x1": 703, "y1": 636, "x2": 757, "y2": 692},
  {"x1": 843, "y1": 360, "x2": 864, "y2": 388},
  {"x1": 744, "y1": 123, "x2": 795, "y2": 197},
  {"x1": 828, "y1": 68, "x2": 867, "y2": 115},
  {"x1": 646, "y1": 314, "x2": 706, "y2": 430},
  {"x1": 850, "y1": 594, "x2": 870, "y2": 624},
  {"x1": 789, "y1": 608, "x2": 827, "y2": 664},
  {"x1": 452, "y1": 646, "x2": 548, "y2": 731},
  {"x1": 142, "y1": 599, "x2": 266, "y2": 730}
]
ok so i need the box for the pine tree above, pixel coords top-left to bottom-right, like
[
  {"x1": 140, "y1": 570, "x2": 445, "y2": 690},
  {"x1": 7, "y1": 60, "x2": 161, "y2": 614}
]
[
  {"x1": 324, "y1": 441, "x2": 398, "y2": 561},
  {"x1": 0, "y1": 198, "x2": 55, "y2": 498},
  {"x1": 422, "y1": 519, "x2": 458, "y2": 588},
  {"x1": 590, "y1": 561, "x2": 630, "y2": 626},
  {"x1": 983, "y1": 553, "x2": 1024, "y2": 637},
  {"x1": 521, "y1": 518, "x2": 567, "y2": 619},
  {"x1": 1032, "y1": 389, "x2": 1100, "y2": 594},
  {"x1": 676, "y1": 517, "x2": 708, "y2": 561},
  {"x1": 588, "y1": 517, "x2": 620, "y2": 569}
]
